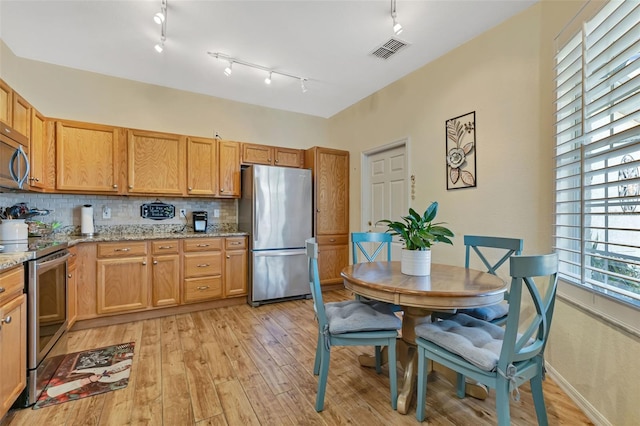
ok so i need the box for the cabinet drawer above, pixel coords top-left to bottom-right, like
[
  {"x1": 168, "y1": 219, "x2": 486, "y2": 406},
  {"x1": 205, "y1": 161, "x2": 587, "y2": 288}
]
[
  {"x1": 184, "y1": 253, "x2": 222, "y2": 277},
  {"x1": 184, "y1": 277, "x2": 222, "y2": 303},
  {"x1": 151, "y1": 240, "x2": 179, "y2": 255},
  {"x1": 183, "y1": 238, "x2": 222, "y2": 252},
  {"x1": 97, "y1": 241, "x2": 147, "y2": 257},
  {"x1": 316, "y1": 234, "x2": 348, "y2": 246},
  {"x1": 0, "y1": 266, "x2": 24, "y2": 305},
  {"x1": 225, "y1": 237, "x2": 246, "y2": 250}
]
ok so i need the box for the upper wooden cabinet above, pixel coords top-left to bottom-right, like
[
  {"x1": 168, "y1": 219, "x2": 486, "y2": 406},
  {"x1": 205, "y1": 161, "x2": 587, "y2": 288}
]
[
  {"x1": 241, "y1": 142, "x2": 303, "y2": 168},
  {"x1": 0, "y1": 78, "x2": 30, "y2": 140},
  {"x1": 29, "y1": 109, "x2": 55, "y2": 190},
  {"x1": 218, "y1": 140, "x2": 241, "y2": 198},
  {"x1": 56, "y1": 120, "x2": 124, "y2": 193},
  {"x1": 128, "y1": 129, "x2": 186, "y2": 196},
  {"x1": 186, "y1": 136, "x2": 217, "y2": 196},
  {"x1": 305, "y1": 147, "x2": 350, "y2": 236}
]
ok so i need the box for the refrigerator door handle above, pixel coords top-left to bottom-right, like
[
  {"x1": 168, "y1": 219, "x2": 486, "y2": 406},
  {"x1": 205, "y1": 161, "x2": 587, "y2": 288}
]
[
  {"x1": 253, "y1": 249, "x2": 306, "y2": 257},
  {"x1": 253, "y1": 176, "x2": 259, "y2": 242}
]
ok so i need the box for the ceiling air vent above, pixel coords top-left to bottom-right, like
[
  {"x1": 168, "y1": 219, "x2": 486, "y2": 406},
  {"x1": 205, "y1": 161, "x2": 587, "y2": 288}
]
[{"x1": 370, "y1": 37, "x2": 409, "y2": 60}]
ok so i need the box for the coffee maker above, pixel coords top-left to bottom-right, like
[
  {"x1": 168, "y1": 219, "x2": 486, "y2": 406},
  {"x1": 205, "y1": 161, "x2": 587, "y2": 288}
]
[{"x1": 192, "y1": 211, "x2": 208, "y2": 232}]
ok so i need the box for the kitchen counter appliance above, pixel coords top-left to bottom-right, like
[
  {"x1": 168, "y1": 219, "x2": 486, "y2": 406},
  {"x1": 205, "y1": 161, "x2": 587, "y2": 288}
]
[
  {"x1": 8, "y1": 240, "x2": 70, "y2": 407},
  {"x1": 0, "y1": 122, "x2": 30, "y2": 191},
  {"x1": 193, "y1": 211, "x2": 208, "y2": 232},
  {"x1": 238, "y1": 165, "x2": 312, "y2": 306}
]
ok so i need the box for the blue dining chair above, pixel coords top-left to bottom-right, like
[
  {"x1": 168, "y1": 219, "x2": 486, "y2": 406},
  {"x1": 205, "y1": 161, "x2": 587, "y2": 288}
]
[
  {"x1": 457, "y1": 235, "x2": 524, "y2": 325},
  {"x1": 415, "y1": 253, "x2": 559, "y2": 425},
  {"x1": 351, "y1": 232, "x2": 392, "y2": 263},
  {"x1": 306, "y1": 238, "x2": 400, "y2": 412}
]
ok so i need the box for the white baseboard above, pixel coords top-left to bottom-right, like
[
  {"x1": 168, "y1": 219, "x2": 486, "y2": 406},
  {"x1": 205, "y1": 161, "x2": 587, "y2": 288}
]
[{"x1": 545, "y1": 362, "x2": 611, "y2": 426}]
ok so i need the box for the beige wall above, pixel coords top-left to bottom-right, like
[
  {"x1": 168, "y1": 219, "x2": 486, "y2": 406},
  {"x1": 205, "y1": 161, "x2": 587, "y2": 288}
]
[
  {"x1": 329, "y1": 1, "x2": 638, "y2": 425},
  {"x1": 2, "y1": 1, "x2": 638, "y2": 423},
  {"x1": 0, "y1": 40, "x2": 328, "y2": 148}
]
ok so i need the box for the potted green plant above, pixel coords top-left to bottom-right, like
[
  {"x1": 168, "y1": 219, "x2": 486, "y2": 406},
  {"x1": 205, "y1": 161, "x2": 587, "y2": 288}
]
[{"x1": 377, "y1": 201, "x2": 454, "y2": 276}]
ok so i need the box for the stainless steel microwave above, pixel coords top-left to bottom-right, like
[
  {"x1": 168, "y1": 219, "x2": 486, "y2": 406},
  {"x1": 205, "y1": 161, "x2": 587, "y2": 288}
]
[{"x1": 0, "y1": 122, "x2": 30, "y2": 190}]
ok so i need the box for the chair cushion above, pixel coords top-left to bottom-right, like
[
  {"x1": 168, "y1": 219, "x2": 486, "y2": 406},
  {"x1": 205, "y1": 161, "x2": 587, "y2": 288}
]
[
  {"x1": 325, "y1": 300, "x2": 401, "y2": 334},
  {"x1": 458, "y1": 301, "x2": 509, "y2": 322},
  {"x1": 415, "y1": 314, "x2": 504, "y2": 371}
]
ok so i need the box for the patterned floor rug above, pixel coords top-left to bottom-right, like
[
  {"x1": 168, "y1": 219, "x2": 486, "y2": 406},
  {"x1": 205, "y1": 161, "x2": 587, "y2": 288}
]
[{"x1": 33, "y1": 342, "x2": 135, "y2": 409}]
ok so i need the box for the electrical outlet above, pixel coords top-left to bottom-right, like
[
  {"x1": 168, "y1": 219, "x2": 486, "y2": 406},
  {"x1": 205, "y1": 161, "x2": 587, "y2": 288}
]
[
  {"x1": 102, "y1": 206, "x2": 111, "y2": 219},
  {"x1": 179, "y1": 209, "x2": 187, "y2": 218},
  {"x1": 214, "y1": 209, "x2": 220, "y2": 218}
]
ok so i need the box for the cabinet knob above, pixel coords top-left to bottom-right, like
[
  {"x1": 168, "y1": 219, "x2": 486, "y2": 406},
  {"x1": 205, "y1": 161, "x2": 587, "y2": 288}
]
[
  {"x1": 317, "y1": 209, "x2": 320, "y2": 212},
  {"x1": 1, "y1": 315, "x2": 11, "y2": 325},
  {"x1": 113, "y1": 184, "x2": 118, "y2": 189},
  {"x1": 29, "y1": 177, "x2": 40, "y2": 182},
  {"x1": 196, "y1": 286, "x2": 210, "y2": 291},
  {"x1": 68, "y1": 274, "x2": 72, "y2": 278},
  {"x1": 268, "y1": 158, "x2": 272, "y2": 162},
  {"x1": 220, "y1": 188, "x2": 224, "y2": 192},
  {"x1": 142, "y1": 261, "x2": 147, "y2": 265},
  {"x1": 188, "y1": 187, "x2": 193, "y2": 191},
  {"x1": 226, "y1": 255, "x2": 230, "y2": 259},
  {"x1": 153, "y1": 260, "x2": 158, "y2": 265},
  {"x1": 129, "y1": 185, "x2": 133, "y2": 189},
  {"x1": 0, "y1": 287, "x2": 4, "y2": 294},
  {"x1": 274, "y1": 159, "x2": 278, "y2": 163}
]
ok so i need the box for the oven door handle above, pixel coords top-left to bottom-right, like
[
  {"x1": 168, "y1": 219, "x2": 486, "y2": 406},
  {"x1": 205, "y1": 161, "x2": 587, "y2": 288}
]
[{"x1": 35, "y1": 252, "x2": 71, "y2": 274}]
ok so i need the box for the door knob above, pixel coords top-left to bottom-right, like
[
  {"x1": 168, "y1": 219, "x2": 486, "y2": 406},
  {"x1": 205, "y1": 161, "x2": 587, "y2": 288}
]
[{"x1": 1, "y1": 315, "x2": 11, "y2": 325}]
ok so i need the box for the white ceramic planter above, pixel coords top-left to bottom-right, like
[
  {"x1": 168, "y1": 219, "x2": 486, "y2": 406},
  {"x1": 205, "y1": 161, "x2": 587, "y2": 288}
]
[{"x1": 401, "y1": 248, "x2": 431, "y2": 276}]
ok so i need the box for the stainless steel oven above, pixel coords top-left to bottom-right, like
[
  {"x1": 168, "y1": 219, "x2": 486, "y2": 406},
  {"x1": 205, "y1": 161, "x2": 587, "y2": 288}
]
[{"x1": 9, "y1": 241, "x2": 70, "y2": 407}]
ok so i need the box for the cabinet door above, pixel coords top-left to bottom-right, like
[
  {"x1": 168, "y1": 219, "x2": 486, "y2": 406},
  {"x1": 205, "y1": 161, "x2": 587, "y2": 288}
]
[
  {"x1": 225, "y1": 249, "x2": 248, "y2": 297},
  {"x1": 0, "y1": 79, "x2": 12, "y2": 127},
  {"x1": 0, "y1": 294, "x2": 26, "y2": 419},
  {"x1": 315, "y1": 148, "x2": 350, "y2": 235},
  {"x1": 274, "y1": 147, "x2": 303, "y2": 168},
  {"x1": 217, "y1": 140, "x2": 241, "y2": 197},
  {"x1": 317, "y1": 243, "x2": 349, "y2": 286},
  {"x1": 241, "y1": 143, "x2": 273, "y2": 165},
  {"x1": 29, "y1": 109, "x2": 54, "y2": 190},
  {"x1": 11, "y1": 92, "x2": 31, "y2": 140},
  {"x1": 152, "y1": 254, "x2": 180, "y2": 307},
  {"x1": 187, "y1": 136, "x2": 217, "y2": 196},
  {"x1": 56, "y1": 120, "x2": 122, "y2": 193},
  {"x1": 96, "y1": 256, "x2": 148, "y2": 314},
  {"x1": 128, "y1": 129, "x2": 185, "y2": 195}
]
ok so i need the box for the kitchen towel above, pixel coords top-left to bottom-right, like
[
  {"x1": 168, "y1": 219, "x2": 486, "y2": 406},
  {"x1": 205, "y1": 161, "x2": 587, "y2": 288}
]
[{"x1": 80, "y1": 205, "x2": 95, "y2": 235}]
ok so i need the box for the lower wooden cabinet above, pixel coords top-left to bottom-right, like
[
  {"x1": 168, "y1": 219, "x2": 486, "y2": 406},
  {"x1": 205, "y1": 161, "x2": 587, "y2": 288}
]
[
  {"x1": 316, "y1": 234, "x2": 349, "y2": 286},
  {"x1": 0, "y1": 267, "x2": 27, "y2": 419},
  {"x1": 74, "y1": 236, "x2": 248, "y2": 321},
  {"x1": 67, "y1": 246, "x2": 78, "y2": 328}
]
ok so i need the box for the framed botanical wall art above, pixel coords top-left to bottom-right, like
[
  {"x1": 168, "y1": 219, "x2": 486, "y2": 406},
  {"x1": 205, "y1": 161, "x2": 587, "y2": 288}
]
[{"x1": 446, "y1": 111, "x2": 476, "y2": 190}]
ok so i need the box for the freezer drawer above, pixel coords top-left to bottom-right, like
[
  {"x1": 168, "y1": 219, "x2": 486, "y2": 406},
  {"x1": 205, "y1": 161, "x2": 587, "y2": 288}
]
[{"x1": 251, "y1": 249, "x2": 310, "y2": 305}]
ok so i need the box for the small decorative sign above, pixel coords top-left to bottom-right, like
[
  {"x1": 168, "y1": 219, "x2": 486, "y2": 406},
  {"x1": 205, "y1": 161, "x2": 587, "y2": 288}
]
[
  {"x1": 446, "y1": 111, "x2": 476, "y2": 190},
  {"x1": 140, "y1": 201, "x2": 175, "y2": 220}
]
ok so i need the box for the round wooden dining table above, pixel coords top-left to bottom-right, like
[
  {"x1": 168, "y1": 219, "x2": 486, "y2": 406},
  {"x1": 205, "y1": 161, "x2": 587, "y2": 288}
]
[{"x1": 341, "y1": 261, "x2": 507, "y2": 415}]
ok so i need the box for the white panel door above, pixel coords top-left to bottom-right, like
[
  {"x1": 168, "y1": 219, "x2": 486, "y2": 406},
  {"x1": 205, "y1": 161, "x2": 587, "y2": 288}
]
[{"x1": 363, "y1": 142, "x2": 408, "y2": 261}]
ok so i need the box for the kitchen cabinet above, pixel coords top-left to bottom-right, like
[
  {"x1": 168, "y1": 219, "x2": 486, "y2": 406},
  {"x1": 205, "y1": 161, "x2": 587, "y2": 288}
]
[
  {"x1": 56, "y1": 120, "x2": 124, "y2": 193},
  {"x1": 150, "y1": 240, "x2": 180, "y2": 307},
  {"x1": 11, "y1": 92, "x2": 31, "y2": 141},
  {"x1": 224, "y1": 237, "x2": 248, "y2": 297},
  {"x1": 96, "y1": 242, "x2": 149, "y2": 315},
  {"x1": 183, "y1": 238, "x2": 223, "y2": 303},
  {"x1": 186, "y1": 136, "x2": 217, "y2": 196},
  {"x1": 67, "y1": 246, "x2": 78, "y2": 329},
  {"x1": 217, "y1": 140, "x2": 241, "y2": 198},
  {"x1": 29, "y1": 109, "x2": 55, "y2": 190},
  {"x1": 241, "y1": 143, "x2": 303, "y2": 168},
  {"x1": 0, "y1": 79, "x2": 11, "y2": 127},
  {"x1": 128, "y1": 129, "x2": 186, "y2": 196},
  {"x1": 305, "y1": 147, "x2": 350, "y2": 285},
  {"x1": 0, "y1": 266, "x2": 27, "y2": 419}
]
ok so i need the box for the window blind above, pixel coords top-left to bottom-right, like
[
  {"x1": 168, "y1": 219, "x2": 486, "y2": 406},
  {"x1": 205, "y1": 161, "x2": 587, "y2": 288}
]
[{"x1": 554, "y1": 1, "x2": 640, "y2": 306}]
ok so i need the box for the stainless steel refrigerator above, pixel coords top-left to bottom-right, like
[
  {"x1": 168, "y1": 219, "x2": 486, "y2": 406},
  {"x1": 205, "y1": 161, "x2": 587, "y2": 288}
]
[{"x1": 238, "y1": 165, "x2": 312, "y2": 306}]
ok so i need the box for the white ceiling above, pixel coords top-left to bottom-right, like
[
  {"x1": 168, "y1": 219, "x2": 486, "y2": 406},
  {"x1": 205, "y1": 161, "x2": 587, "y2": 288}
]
[{"x1": 0, "y1": 0, "x2": 537, "y2": 118}]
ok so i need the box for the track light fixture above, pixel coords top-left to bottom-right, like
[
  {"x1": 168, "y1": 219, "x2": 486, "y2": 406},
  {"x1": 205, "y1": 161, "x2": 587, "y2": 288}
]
[
  {"x1": 224, "y1": 61, "x2": 233, "y2": 76},
  {"x1": 154, "y1": 0, "x2": 167, "y2": 53},
  {"x1": 208, "y1": 52, "x2": 309, "y2": 93},
  {"x1": 391, "y1": 0, "x2": 403, "y2": 35}
]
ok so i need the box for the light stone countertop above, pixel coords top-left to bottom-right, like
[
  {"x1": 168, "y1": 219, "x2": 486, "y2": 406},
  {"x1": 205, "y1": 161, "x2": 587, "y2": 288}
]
[{"x1": 0, "y1": 230, "x2": 249, "y2": 272}]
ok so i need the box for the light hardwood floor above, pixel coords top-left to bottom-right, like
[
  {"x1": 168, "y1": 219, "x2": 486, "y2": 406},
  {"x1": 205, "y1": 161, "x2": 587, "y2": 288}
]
[{"x1": 2, "y1": 290, "x2": 593, "y2": 425}]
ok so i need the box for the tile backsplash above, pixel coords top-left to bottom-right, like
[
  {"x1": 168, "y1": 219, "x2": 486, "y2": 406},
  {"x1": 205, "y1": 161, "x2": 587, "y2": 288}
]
[{"x1": 0, "y1": 193, "x2": 237, "y2": 234}]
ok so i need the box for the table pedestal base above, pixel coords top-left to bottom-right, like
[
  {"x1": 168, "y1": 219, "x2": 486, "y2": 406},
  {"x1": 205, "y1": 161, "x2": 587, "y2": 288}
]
[{"x1": 357, "y1": 306, "x2": 488, "y2": 415}]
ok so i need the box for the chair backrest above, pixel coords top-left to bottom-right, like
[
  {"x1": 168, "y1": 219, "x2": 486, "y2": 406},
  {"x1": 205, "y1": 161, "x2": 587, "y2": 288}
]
[
  {"x1": 352, "y1": 232, "x2": 392, "y2": 263},
  {"x1": 498, "y1": 253, "x2": 559, "y2": 371},
  {"x1": 306, "y1": 238, "x2": 328, "y2": 328},
  {"x1": 464, "y1": 235, "x2": 524, "y2": 276}
]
